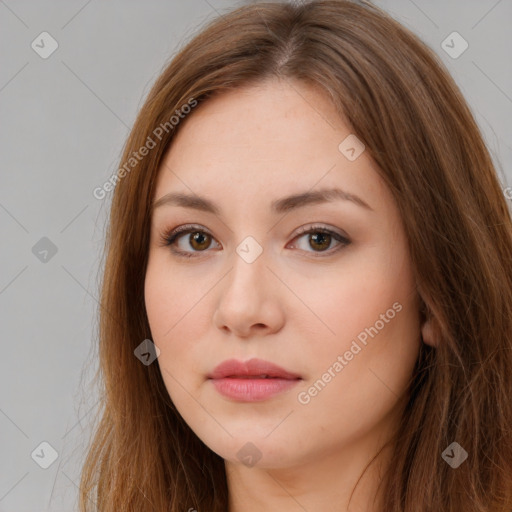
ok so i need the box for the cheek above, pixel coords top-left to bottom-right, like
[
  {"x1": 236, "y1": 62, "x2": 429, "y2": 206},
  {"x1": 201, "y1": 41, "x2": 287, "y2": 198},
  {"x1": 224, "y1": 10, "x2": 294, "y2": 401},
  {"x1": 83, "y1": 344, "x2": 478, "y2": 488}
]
[
  {"x1": 144, "y1": 264, "x2": 192, "y2": 404},
  {"x1": 303, "y1": 248, "x2": 411, "y2": 345},
  {"x1": 294, "y1": 280, "x2": 420, "y2": 446},
  {"x1": 145, "y1": 261, "x2": 186, "y2": 377},
  {"x1": 144, "y1": 269, "x2": 175, "y2": 340},
  {"x1": 299, "y1": 238, "x2": 420, "y2": 387},
  {"x1": 144, "y1": 257, "x2": 211, "y2": 380},
  {"x1": 144, "y1": 255, "x2": 198, "y2": 339}
]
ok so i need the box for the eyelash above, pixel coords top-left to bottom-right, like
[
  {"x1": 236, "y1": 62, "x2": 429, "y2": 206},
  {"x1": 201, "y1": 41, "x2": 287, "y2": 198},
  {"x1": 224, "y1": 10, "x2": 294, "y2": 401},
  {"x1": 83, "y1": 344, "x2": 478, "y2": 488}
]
[{"x1": 158, "y1": 223, "x2": 351, "y2": 259}]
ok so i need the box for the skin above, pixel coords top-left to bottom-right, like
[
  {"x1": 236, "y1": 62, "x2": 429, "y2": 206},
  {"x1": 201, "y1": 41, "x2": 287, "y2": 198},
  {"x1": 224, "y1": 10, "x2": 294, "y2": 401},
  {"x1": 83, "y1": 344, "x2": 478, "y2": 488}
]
[{"x1": 144, "y1": 77, "x2": 423, "y2": 511}]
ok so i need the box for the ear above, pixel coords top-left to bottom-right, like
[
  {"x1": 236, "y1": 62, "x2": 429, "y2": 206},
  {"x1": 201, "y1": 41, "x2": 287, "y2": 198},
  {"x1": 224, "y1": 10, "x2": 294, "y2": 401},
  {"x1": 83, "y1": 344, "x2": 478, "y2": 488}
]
[{"x1": 421, "y1": 317, "x2": 438, "y2": 348}]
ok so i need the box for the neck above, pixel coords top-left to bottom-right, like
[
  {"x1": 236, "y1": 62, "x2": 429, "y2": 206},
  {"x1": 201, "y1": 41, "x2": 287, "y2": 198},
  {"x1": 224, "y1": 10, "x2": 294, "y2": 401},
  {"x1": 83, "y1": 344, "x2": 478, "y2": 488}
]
[{"x1": 225, "y1": 424, "x2": 395, "y2": 512}]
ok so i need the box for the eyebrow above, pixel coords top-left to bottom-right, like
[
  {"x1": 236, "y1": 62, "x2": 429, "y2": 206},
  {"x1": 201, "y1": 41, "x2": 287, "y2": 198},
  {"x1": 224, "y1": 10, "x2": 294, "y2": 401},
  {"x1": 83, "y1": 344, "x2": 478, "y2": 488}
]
[{"x1": 151, "y1": 187, "x2": 373, "y2": 215}]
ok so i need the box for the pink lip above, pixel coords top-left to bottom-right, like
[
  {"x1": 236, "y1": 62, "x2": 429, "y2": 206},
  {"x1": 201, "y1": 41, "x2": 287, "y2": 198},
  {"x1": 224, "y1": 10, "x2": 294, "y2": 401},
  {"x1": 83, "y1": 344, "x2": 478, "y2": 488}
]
[{"x1": 208, "y1": 358, "x2": 302, "y2": 402}]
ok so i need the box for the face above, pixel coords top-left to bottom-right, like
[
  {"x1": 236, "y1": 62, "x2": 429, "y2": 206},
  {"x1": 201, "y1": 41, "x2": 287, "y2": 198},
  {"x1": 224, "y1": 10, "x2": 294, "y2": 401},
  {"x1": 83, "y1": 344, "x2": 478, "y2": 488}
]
[{"x1": 144, "y1": 78, "x2": 422, "y2": 470}]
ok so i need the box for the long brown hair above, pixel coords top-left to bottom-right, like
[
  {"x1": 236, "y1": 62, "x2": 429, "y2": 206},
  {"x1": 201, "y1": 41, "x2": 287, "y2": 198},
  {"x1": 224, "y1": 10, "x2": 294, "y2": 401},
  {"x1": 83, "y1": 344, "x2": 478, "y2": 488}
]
[{"x1": 79, "y1": 1, "x2": 512, "y2": 510}]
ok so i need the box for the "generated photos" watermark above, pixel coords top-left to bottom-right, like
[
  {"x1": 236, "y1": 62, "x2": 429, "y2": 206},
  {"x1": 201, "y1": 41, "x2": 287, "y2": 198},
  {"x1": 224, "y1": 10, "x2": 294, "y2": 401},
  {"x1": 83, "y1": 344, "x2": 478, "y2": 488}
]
[
  {"x1": 93, "y1": 97, "x2": 198, "y2": 200},
  {"x1": 297, "y1": 301, "x2": 403, "y2": 405}
]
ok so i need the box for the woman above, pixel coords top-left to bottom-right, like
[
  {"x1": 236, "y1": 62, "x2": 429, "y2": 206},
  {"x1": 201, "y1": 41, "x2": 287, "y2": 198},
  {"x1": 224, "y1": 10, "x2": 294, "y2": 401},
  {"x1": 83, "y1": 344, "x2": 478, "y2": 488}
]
[{"x1": 79, "y1": 1, "x2": 512, "y2": 510}]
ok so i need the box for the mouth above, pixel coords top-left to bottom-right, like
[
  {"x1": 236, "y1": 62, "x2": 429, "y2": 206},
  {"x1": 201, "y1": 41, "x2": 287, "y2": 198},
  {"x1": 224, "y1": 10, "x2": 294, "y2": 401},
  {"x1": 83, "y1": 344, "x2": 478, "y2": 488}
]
[
  {"x1": 208, "y1": 358, "x2": 302, "y2": 401},
  {"x1": 208, "y1": 357, "x2": 302, "y2": 380},
  {"x1": 223, "y1": 374, "x2": 293, "y2": 379}
]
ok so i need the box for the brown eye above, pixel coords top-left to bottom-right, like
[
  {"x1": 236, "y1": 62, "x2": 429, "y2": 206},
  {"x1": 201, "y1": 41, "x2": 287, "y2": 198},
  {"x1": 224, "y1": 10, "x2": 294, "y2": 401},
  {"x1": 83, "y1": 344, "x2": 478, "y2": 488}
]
[
  {"x1": 161, "y1": 225, "x2": 221, "y2": 259},
  {"x1": 162, "y1": 223, "x2": 350, "y2": 259},
  {"x1": 308, "y1": 232, "x2": 332, "y2": 252},
  {"x1": 188, "y1": 231, "x2": 212, "y2": 251},
  {"x1": 290, "y1": 226, "x2": 350, "y2": 256}
]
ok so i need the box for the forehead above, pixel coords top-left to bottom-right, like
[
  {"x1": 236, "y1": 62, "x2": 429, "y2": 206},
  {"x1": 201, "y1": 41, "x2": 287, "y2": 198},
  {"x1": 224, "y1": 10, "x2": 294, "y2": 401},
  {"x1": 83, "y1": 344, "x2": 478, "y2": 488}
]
[
  {"x1": 154, "y1": 78, "x2": 388, "y2": 215},
  {"x1": 165, "y1": 78, "x2": 346, "y2": 157}
]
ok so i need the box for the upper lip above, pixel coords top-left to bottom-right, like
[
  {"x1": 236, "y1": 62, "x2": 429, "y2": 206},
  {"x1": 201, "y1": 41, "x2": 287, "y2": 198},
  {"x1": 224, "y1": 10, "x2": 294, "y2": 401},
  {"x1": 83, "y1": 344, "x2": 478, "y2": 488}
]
[{"x1": 208, "y1": 358, "x2": 301, "y2": 380}]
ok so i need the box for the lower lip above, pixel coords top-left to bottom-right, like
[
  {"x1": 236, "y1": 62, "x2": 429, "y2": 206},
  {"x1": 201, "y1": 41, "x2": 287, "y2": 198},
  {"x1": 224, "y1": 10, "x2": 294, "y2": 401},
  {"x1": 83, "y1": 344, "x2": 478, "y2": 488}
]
[{"x1": 210, "y1": 377, "x2": 300, "y2": 401}]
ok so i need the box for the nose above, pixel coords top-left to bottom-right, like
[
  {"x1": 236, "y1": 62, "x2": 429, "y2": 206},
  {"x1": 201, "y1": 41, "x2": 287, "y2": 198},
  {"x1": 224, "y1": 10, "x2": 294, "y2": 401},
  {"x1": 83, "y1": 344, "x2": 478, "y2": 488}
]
[{"x1": 212, "y1": 248, "x2": 285, "y2": 338}]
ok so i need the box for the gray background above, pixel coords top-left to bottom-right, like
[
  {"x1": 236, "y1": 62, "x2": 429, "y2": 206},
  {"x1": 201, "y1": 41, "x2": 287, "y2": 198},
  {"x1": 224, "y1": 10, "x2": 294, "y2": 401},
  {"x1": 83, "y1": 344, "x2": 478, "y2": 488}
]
[{"x1": 0, "y1": 0, "x2": 510, "y2": 510}]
